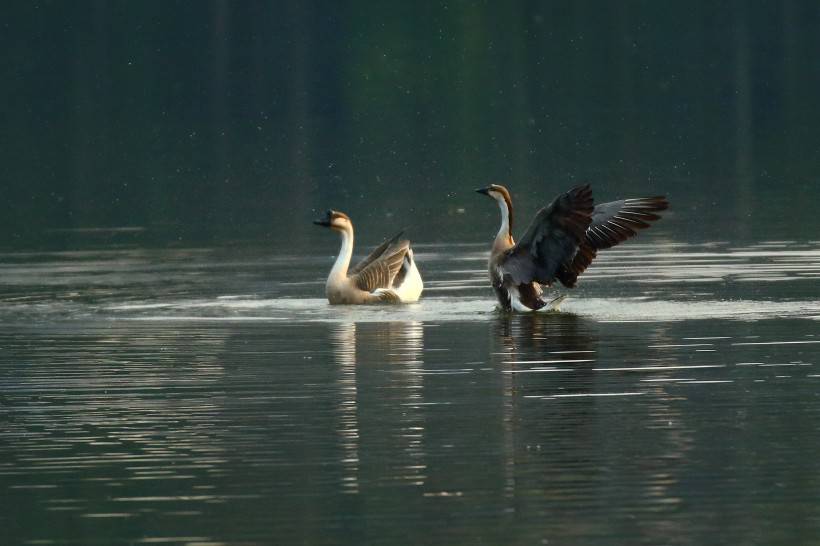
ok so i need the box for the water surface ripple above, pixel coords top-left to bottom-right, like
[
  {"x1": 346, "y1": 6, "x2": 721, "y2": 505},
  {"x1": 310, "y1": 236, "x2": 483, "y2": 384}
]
[{"x1": 1, "y1": 241, "x2": 819, "y2": 545}]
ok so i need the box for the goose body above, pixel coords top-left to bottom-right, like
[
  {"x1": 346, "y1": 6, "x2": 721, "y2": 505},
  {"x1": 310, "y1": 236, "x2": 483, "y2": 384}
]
[
  {"x1": 476, "y1": 184, "x2": 668, "y2": 312},
  {"x1": 314, "y1": 210, "x2": 423, "y2": 304}
]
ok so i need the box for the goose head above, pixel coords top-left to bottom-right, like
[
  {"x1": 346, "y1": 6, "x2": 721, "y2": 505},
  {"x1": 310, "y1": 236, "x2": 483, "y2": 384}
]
[
  {"x1": 476, "y1": 184, "x2": 514, "y2": 220},
  {"x1": 476, "y1": 184, "x2": 515, "y2": 246},
  {"x1": 476, "y1": 184, "x2": 513, "y2": 208},
  {"x1": 313, "y1": 210, "x2": 352, "y2": 232}
]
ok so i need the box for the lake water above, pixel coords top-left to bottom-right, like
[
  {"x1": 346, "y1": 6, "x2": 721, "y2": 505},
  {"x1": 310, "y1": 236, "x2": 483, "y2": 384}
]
[
  {"x1": 1, "y1": 239, "x2": 819, "y2": 545},
  {"x1": 4, "y1": 1, "x2": 820, "y2": 543}
]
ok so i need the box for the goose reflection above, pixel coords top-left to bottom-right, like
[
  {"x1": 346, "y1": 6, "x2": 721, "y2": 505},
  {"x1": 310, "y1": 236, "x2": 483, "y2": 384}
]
[
  {"x1": 495, "y1": 312, "x2": 597, "y2": 397},
  {"x1": 493, "y1": 312, "x2": 596, "y2": 499},
  {"x1": 491, "y1": 314, "x2": 695, "y2": 523},
  {"x1": 330, "y1": 322, "x2": 360, "y2": 494},
  {"x1": 330, "y1": 320, "x2": 426, "y2": 494}
]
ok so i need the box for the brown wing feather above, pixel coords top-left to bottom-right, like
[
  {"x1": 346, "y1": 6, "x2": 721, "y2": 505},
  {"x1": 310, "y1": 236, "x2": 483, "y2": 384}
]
[
  {"x1": 349, "y1": 230, "x2": 405, "y2": 275},
  {"x1": 351, "y1": 241, "x2": 409, "y2": 293},
  {"x1": 499, "y1": 185, "x2": 594, "y2": 286},
  {"x1": 557, "y1": 196, "x2": 669, "y2": 287}
]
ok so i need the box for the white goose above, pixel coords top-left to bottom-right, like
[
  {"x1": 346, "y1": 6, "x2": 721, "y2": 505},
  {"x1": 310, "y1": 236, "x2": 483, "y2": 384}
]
[
  {"x1": 476, "y1": 184, "x2": 668, "y2": 312},
  {"x1": 313, "y1": 210, "x2": 423, "y2": 304}
]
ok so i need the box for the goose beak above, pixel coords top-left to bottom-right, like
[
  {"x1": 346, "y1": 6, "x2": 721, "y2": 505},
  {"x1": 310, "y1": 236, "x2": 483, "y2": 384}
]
[{"x1": 475, "y1": 187, "x2": 490, "y2": 196}]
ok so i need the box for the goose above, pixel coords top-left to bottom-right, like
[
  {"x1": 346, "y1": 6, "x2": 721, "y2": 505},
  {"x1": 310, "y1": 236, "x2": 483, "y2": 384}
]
[
  {"x1": 313, "y1": 210, "x2": 423, "y2": 304},
  {"x1": 476, "y1": 184, "x2": 668, "y2": 312}
]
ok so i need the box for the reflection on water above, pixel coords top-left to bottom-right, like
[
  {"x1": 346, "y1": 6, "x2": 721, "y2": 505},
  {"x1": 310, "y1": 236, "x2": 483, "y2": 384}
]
[
  {"x1": 331, "y1": 322, "x2": 360, "y2": 494},
  {"x1": 494, "y1": 312, "x2": 697, "y2": 529},
  {"x1": 331, "y1": 321, "x2": 427, "y2": 495},
  {"x1": 2, "y1": 243, "x2": 820, "y2": 544}
]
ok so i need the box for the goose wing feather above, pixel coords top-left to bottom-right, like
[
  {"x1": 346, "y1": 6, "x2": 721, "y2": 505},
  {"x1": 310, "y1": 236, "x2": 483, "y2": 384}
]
[
  {"x1": 350, "y1": 240, "x2": 409, "y2": 293},
  {"x1": 498, "y1": 185, "x2": 594, "y2": 286},
  {"x1": 556, "y1": 195, "x2": 669, "y2": 287},
  {"x1": 349, "y1": 230, "x2": 405, "y2": 275}
]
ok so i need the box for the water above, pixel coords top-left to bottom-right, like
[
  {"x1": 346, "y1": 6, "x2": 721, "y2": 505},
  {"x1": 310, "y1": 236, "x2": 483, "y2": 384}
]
[
  {"x1": 4, "y1": 2, "x2": 820, "y2": 543},
  {"x1": 2, "y1": 240, "x2": 819, "y2": 545}
]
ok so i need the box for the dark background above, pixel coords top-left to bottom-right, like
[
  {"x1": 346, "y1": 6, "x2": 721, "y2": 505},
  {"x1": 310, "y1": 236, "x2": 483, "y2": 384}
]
[{"x1": 2, "y1": 1, "x2": 819, "y2": 248}]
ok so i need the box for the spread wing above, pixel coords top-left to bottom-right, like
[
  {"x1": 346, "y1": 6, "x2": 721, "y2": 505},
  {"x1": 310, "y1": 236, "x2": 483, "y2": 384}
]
[
  {"x1": 498, "y1": 185, "x2": 594, "y2": 286},
  {"x1": 556, "y1": 196, "x2": 669, "y2": 287},
  {"x1": 349, "y1": 230, "x2": 405, "y2": 275},
  {"x1": 350, "y1": 240, "x2": 409, "y2": 293}
]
